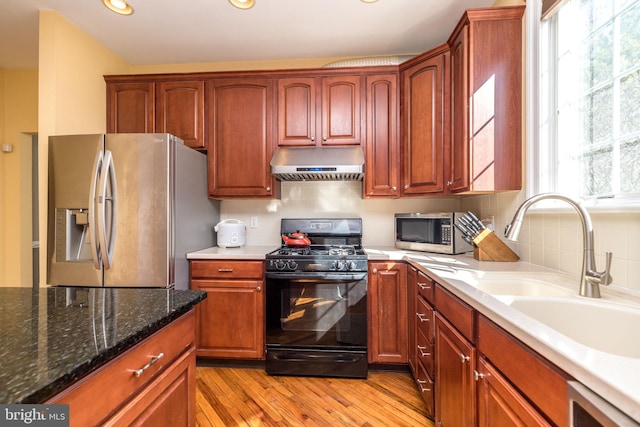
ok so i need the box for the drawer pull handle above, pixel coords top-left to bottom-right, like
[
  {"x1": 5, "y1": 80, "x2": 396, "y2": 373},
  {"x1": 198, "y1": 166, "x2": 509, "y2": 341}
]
[
  {"x1": 416, "y1": 313, "x2": 429, "y2": 322},
  {"x1": 417, "y1": 282, "x2": 432, "y2": 290},
  {"x1": 133, "y1": 352, "x2": 164, "y2": 377},
  {"x1": 416, "y1": 379, "x2": 431, "y2": 392},
  {"x1": 218, "y1": 268, "x2": 234, "y2": 273},
  {"x1": 417, "y1": 345, "x2": 431, "y2": 357}
]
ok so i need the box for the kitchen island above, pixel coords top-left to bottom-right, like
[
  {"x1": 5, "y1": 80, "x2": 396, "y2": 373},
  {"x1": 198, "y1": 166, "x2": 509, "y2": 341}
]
[{"x1": 0, "y1": 286, "x2": 205, "y2": 418}]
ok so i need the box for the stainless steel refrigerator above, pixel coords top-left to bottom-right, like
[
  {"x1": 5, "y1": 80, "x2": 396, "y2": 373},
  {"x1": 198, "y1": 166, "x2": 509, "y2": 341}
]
[{"x1": 47, "y1": 133, "x2": 219, "y2": 289}]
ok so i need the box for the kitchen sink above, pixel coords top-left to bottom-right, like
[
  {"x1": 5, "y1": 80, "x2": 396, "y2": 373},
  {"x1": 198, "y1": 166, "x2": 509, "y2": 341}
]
[
  {"x1": 506, "y1": 297, "x2": 640, "y2": 358},
  {"x1": 473, "y1": 277, "x2": 575, "y2": 297},
  {"x1": 467, "y1": 271, "x2": 578, "y2": 297}
]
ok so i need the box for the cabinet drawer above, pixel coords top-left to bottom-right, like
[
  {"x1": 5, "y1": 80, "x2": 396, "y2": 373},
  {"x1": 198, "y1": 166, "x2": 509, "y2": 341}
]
[
  {"x1": 416, "y1": 360, "x2": 435, "y2": 418},
  {"x1": 48, "y1": 311, "x2": 195, "y2": 427},
  {"x1": 435, "y1": 284, "x2": 474, "y2": 342},
  {"x1": 190, "y1": 260, "x2": 263, "y2": 279},
  {"x1": 416, "y1": 296, "x2": 434, "y2": 343},
  {"x1": 417, "y1": 327, "x2": 435, "y2": 378},
  {"x1": 416, "y1": 271, "x2": 435, "y2": 303}
]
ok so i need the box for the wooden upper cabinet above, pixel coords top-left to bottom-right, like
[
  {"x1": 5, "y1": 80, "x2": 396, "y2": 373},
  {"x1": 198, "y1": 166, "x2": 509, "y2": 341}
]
[
  {"x1": 106, "y1": 82, "x2": 155, "y2": 134},
  {"x1": 278, "y1": 77, "x2": 317, "y2": 146},
  {"x1": 206, "y1": 78, "x2": 279, "y2": 199},
  {"x1": 321, "y1": 75, "x2": 362, "y2": 145},
  {"x1": 277, "y1": 75, "x2": 362, "y2": 146},
  {"x1": 155, "y1": 81, "x2": 205, "y2": 150},
  {"x1": 400, "y1": 46, "x2": 449, "y2": 196},
  {"x1": 364, "y1": 73, "x2": 400, "y2": 198},
  {"x1": 448, "y1": 5, "x2": 525, "y2": 193}
]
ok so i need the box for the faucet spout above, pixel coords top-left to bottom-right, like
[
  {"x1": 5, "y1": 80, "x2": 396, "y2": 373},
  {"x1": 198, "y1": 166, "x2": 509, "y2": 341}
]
[{"x1": 504, "y1": 193, "x2": 612, "y2": 298}]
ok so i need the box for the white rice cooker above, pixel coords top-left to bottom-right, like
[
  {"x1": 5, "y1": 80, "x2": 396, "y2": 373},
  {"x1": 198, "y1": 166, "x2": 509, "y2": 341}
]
[{"x1": 214, "y1": 219, "x2": 246, "y2": 248}]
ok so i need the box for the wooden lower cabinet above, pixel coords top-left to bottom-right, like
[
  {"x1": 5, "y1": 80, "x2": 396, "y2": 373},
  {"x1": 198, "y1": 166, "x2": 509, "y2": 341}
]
[
  {"x1": 368, "y1": 262, "x2": 408, "y2": 364},
  {"x1": 476, "y1": 358, "x2": 551, "y2": 427},
  {"x1": 190, "y1": 260, "x2": 265, "y2": 359},
  {"x1": 48, "y1": 311, "x2": 196, "y2": 427},
  {"x1": 435, "y1": 312, "x2": 476, "y2": 427}
]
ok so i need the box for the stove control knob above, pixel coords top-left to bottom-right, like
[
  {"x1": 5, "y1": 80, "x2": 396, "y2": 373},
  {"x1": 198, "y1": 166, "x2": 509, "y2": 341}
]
[
  {"x1": 274, "y1": 260, "x2": 286, "y2": 270},
  {"x1": 286, "y1": 260, "x2": 298, "y2": 270},
  {"x1": 348, "y1": 261, "x2": 358, "y2": 271},
  {"x1": 335, "y1": 260, "x2": 346, "y2": 271}
]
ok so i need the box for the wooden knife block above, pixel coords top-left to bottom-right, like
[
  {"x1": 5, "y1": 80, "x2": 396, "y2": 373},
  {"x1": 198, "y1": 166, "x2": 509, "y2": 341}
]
[{"x1": 472, "y1": 229, "x2": 520, "y2": 262}]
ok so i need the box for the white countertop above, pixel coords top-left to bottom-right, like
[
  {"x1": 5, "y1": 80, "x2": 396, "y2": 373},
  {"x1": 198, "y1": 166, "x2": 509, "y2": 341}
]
[
  {"x1": 366, "y1": 247, "x2": 640, "y2": 423},
  {"x1": 187, "y1": 245, "x2": 278, "y2": 260},
  {"x1": 189, "y1": 245, "x2": 640, "y2": 422}
]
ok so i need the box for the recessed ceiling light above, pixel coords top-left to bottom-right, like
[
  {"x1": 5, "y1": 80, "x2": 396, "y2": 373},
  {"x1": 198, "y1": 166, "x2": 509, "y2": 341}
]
[
  {"x1": 229, "y1": 0, "x2": 255, "y2": 9},
  {"x1": 361, "y1": 0, "x2": 379, "y2": 3},
  {"x1": 102, "y1": 0, "x2": 134, "y2": 15}
]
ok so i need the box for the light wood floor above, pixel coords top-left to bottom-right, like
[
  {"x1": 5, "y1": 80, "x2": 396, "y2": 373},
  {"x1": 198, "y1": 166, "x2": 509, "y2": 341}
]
[{"x1": 195, "y1": 366, "x2": 434, "y2": 427}]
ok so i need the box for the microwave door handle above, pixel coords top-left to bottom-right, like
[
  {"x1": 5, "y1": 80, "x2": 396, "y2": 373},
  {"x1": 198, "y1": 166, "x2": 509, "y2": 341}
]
[
  {"x1": 89, "y1": 150, "x2": 103, "y2": 270},
  {"x1": 97, "y1": 150, "x2": 117, "y2": 270}
]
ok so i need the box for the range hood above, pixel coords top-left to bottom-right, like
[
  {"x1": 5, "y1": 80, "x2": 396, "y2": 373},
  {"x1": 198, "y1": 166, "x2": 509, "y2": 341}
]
[{"x1": 270, "y1": 147, "x2": 364, "y2": 181}]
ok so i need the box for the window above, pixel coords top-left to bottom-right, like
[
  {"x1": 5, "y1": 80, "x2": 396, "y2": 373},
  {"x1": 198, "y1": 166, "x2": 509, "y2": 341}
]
[{"x1": 537, "y1": 0, "x2": 640, "y2": 207}]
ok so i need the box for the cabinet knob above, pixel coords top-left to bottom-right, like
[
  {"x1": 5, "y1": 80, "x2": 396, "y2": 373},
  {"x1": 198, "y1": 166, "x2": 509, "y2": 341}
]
[
  {"x1": 404, "y1": 184, "x2": 409, "y2": 189},
  {"x1": 310, "y1": 136, "x2": 315, "y2": 142},
  {"x1": 391, "y1": 186, "x2": 397, "y2": 191},
  {"x1": 323, "y1": 136, "x2": 327, "y2": 141},
  {"x1": 459, "y1": 353, "x2": 470, "y2": 363},
  {"x1": 265, "y1": 186, "x2": 271, "y2": 192},
  {"x1": 256, "y1": 286, "x2": 261, "y2": 292},
  {"x1": 474, "y1": 370, "x2": 485, "y2": 381},
  {"x1": 372, "y1": 268, "x2": 378, "y2": 274}
]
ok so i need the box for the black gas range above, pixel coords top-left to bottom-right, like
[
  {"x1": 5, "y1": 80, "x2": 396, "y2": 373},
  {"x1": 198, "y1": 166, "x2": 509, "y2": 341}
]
[{"x1": 264, "y1": 218, "x2": 369, "y2": 379}]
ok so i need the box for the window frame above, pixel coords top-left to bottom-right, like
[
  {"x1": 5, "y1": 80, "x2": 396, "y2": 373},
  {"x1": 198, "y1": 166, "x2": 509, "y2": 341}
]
[{"x1": 528, "y1": 0, "x2": 640, "y2": 213}]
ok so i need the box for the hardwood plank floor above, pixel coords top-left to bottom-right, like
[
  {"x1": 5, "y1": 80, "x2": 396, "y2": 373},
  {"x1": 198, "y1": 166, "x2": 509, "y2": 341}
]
[{"x1": 195, "y1": 367, "x2": 434, "y2": 427}]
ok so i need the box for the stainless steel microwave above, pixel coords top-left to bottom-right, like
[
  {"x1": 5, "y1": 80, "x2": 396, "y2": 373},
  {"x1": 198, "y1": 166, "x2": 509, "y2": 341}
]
[{"x1": 394, "y1": 212, "x2": 473, "y2": 254}]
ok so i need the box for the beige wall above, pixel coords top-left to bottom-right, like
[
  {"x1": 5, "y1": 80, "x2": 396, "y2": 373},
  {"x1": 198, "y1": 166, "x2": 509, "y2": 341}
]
[
  {"x1": 36, "y1": 11, "x2": 130, "y2": 286},
  {"x1": 0, "y1": 69, "x2": 38, "y2": 286}
]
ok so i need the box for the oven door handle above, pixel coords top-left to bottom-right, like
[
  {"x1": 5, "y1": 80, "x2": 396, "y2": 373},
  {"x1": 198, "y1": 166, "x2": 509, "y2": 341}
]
[{"x1": 265, "y1": 272, "x2": 367, "y2": 281}]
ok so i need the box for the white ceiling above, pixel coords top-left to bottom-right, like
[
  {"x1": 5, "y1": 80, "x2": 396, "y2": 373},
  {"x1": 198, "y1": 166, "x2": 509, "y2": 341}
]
[{"x1": 0, "y1": 0, "x2": 495, "y2": 69}]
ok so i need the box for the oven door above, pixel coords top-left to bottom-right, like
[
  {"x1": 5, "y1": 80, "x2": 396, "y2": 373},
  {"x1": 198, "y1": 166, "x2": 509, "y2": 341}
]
[{"x1": 265, "y1": 271, "x2": 368, "y2": 378}]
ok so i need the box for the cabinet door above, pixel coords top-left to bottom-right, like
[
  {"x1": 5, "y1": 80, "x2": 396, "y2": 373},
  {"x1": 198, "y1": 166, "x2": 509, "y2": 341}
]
[
  {"x1": 106, "y1": 82, "x2": 155, "y2": 133},
  {"x1": 321, "y1": 75, "x2": 362, "y2": 145},
  {"x1": 401, "y1": 50, "x2": 448, "y2": 195},
  {"x1": 364, "y1": 74, "x2": 400, "y2": 198},
  {"x1": 206, "y1": 78, "x2": 277, "y2": 198},
  {"x1": 476, "y1": 358, "x2": 551, "y2": 427},
  {"x1": 277, "y1": 77, "x2": 317, "y2": 146},
  {"x1": 155, "y1": 81, "x2": 205, "y2": 150},
  {"x1": 435, "y1": 313, "x2": 475, "y2": 427},
  {"x1": 192, "y1": 279, "x2": 264, "y2": 359},
  {"x1": 449, "y1": 25, "x2": 470, "y2": 193},
  {"x1": 368, "y1": 262, "x2": 408, "y2": 364}
]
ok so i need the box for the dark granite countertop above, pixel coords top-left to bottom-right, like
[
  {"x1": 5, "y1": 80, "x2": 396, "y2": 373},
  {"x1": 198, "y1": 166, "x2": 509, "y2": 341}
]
[{"x1": 0, "y1": 286, "x2": 206, "y2": 404}]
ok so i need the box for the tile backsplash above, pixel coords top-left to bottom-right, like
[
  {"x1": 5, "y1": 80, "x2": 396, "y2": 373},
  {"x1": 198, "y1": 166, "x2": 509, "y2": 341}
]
[
  {"x1": 220, "y1": 182, "x2": 640, "y2": 291},
  {"x1": 220, "y1": 181, "x2": 460, "y2": 247},
  {"x1": 462, "y1": 191, "x2": 640, "y2": 292}
]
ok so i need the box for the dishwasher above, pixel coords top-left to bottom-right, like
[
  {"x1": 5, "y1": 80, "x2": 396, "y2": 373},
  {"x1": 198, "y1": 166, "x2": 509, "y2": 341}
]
[{"x1": 568, "y1": 381, "x2": 639, "y2": 426}]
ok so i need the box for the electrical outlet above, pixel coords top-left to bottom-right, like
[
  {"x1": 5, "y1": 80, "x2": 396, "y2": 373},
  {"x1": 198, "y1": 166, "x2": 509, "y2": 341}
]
[{"x1": 250, "y1": 216, "x2": 258, "y2": 228}]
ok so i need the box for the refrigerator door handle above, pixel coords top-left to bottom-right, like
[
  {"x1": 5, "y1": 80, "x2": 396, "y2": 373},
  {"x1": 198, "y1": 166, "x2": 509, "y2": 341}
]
[
  {"x1": 97, "y1": 149, "x2": 118, "y2": 270},
  {"x1": 89, "y1": 150, "x2": 103, "y2": 270}
]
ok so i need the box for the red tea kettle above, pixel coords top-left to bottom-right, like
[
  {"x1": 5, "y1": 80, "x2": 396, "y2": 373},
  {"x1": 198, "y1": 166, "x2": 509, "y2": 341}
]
[{"x1": 281, "y1": 232, "x2": 311, "y2": 247}]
